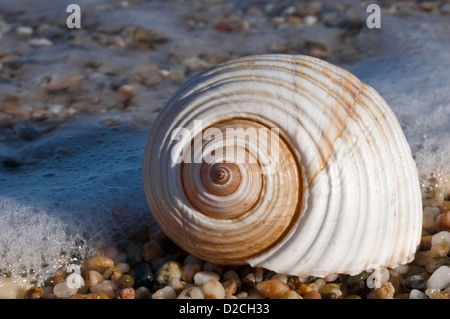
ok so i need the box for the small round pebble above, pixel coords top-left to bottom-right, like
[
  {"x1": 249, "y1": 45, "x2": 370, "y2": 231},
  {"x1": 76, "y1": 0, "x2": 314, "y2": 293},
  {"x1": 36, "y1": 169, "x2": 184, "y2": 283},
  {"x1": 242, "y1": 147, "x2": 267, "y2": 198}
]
[
  {"x1": 152, "y1": 286, "x2": 177, "y2": 299},
  {"x1": 134, "y1": 286, "x2": 150, "y2": 299},
  {"x1": 223, "y1": 270, "x2": 241, "y2": 287},
  {"x1": 68, "y1": 292, "x2": 110, "y2": 299},
  {"x1": 202, "y1": 279, "x2": 226, "y2": 299},
  {"x1": 409, "y1": 289, "x2": 427, "y2": 299},
  {"x1": 426, "y1": 265, "x2": 450, "y2": 289},
  {"x1": 405, "y1": 274, "x2": 427, "y2": 290},
  {"x1": 374, "y1": 282, "x2": 395, "y2": 299},
  {"x1": 222, "y1": 279, "x2": 237, "y2": 296},
  {"x1": 85, "y1": 270, "x2": 104, "y2": 287},
  {"x1": 115, "y1": 287, "x2": 135, "y2": 299},
  {"x1": 182, "y1": 263, "x2": 201, "y2": 283},
  {"x1": 155, "y1": 261, "x2": 182, "y2": 286},
  {"x1": 24, "y1": 286, "x2": 44, "y2": 299},
  {"x1": 81, "y1": 255, "x2": 114, "y2": 272},
  {"x1": 117, "y1": 274, "x2": 135, "y2": 289},
  {"x1": 53, "y1": 281, "x2": 79, "y2": 298},
  {"x1": 303, "y1": 291, "x2": 321, "y2": 299},
  {"x1": 255, "y1": 279, "x2": 290, "y2": 299},
  {"x1": 177, "y1": 287, "x2": 205, "y2": 299},
  {"x1": 194, "y1": 271, "x2": 220, "y2": 286},
  {"x1": 142, "y1": 240, "x2": 164, "y2": 262},
  {"x1": 426, "y1": 256, "x2": 450, "y2": 273}
]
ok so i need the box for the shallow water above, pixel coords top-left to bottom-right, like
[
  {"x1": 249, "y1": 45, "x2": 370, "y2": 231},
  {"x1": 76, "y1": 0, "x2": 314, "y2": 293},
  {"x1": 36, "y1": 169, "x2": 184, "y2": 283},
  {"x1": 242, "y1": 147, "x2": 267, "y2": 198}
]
[{"x1": 0, "y1": 114, "x2": 154, "y2": 281}]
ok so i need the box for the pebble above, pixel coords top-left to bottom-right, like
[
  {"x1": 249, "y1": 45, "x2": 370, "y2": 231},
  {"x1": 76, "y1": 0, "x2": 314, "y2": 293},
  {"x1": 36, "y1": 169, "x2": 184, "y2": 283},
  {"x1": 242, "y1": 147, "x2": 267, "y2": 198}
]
[
  {"x1": 321, "y1": 283, "x2": 342, "y2": 298},
  {"x1": 183, "y1": 254, "x2": 204, "y2": 266},
  {"x1": 409, "y1": 289, "x2": 427, "y2": 299},
  {"x1": 255, "y1": 279, "x2": 290, "y2": 299},
  {"x1": 303, "y1": 291, "x2": 321, "y2": 299},
  {"x1": 117, "y1": 274, "x2": 135, "y2": 289},
  {"x1": 437, "y1": 212, "x2": 450, "y2": 231},
  {"x1": 282, "y1": 291, "x2": 302, "y2": 299},
  {"x1": 425, "y1": 288, "x2": 441, "y2": 299},
  {"x1": 152, "y1": 286, "x2": 177, "y2": 299},
  {"x1": 374, "y1": 282, "x2": 395, "y2": 299},
  {"x1": 169, "y1": 277, "x2": 184, "y2": 294},
  {"x1": 194, "y1": 271, "x2": 220, "y2": 286},
  {"x1": 82, "y1": 255, "x2": 114, "y2": 272},
  {"x1": 426, "y1": 266, "x2": 450, "y2": 289},
  {"x1": 155, "y1": 261, "x2": 182, "y2": 286},
  {"x1": 204, "y1": 262, "x2": 225, "y2": 277},
  {"x1": 270, "y1": 273, "x2": 288, "y2": 284},
  {"x1": 115, "y1": 287, "x2": 135, "y2": 299},
  {"x1": 90, "y1": 280, "x2": 118, "y2": 299},
  {"x1": 432, "y1": 293, "x2": 449, "y2": 299},
  {"x1": 223, "y1": 270, "x2": 241, "y2": 288},
  {"x1": 182, "y1": 263, "x2": 201, "y2": 283},
  {"x1": 431, "y1": 231, "x2": 450, "y2": 256},
  {"x1": 24, "y1": 286, "x2": 44, "y2": 299},
  {"x1": 423, "y1": 208, "x2": 438, "y2": 233},
  {"x1": 53, "y1": 281, "x2": 79, "y2": 298},
  {"x1": 85, "y1": 270, "x2": 104, "y2": 287},
  {"x1": 214, "y1": 16, "x2": 248, "y2": 33},
  {"x1": 68, "y1": 292, "x2": 110, "y2": 299},
  {"x1": 222, "y1": 279, "x2": 237, "y2": 296},
  {"x1": 29, "y1": 38, "x2": 53, "y2": 46},
  {"x1": 202, "y1": 279, "x2": 226, "y2": 299},
  {"x1": 103, "y1": 266, "x2": 123, "y2": 280},
  {"x1": 131, "y1": 262, "x2": 153, "y2": 288},
  {"x1": 177, "y1": 287, "x2": 205, "y2": 299},
  {"x1": 16, "y1": 26, "x2": 33, "y2": 38},
  {"x1": 134, "y1": 286, "x2": 150, "y2": 299},
  {"x1": 142, "y1": 240, "x2": 164, "y2": 262},
  {"x1": 405, "y1": 274, "x2": 427, "y2": 290}
]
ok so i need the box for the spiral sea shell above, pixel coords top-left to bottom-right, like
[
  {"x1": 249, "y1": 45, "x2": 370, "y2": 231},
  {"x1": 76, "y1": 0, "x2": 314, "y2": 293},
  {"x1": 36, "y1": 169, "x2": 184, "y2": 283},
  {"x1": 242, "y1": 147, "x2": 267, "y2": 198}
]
[{"x1": 142, "y1": 54, "x2": 422, "y2": 277}]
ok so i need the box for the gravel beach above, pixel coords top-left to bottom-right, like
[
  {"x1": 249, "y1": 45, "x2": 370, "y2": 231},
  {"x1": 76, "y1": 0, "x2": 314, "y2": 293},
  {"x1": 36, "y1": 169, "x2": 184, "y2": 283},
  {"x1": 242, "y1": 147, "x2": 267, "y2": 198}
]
[{"x1": 0, "y1": 0, "x2": 449, "y2": 299}]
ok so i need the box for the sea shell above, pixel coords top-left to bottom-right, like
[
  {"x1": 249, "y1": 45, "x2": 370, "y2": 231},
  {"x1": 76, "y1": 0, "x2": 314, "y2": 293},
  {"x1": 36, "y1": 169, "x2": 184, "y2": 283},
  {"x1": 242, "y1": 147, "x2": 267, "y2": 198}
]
[{"x1": 142, "y1": 54, "x2": 423, "y2": 277}]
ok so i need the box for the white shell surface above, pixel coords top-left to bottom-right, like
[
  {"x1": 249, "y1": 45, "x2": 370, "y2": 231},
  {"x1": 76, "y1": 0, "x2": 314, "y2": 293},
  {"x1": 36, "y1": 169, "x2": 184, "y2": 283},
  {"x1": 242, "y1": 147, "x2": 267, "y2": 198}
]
[{"x1": 143, "y1": 54, "x2": 423, "y2": 277}]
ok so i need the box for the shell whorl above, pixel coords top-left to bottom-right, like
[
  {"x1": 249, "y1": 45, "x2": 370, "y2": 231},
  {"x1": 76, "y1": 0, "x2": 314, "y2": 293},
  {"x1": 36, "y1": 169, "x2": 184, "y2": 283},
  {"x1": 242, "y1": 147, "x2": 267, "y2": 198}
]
[{"x1": 143, "y1": 54, "x2": 422, "y2": 276}]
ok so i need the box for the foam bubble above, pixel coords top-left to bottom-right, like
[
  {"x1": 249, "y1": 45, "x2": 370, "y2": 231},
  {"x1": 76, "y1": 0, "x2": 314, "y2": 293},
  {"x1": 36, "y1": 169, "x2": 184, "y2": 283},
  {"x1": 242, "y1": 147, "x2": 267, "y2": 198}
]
[{"x1": 0, "y1": 114, "x2": 154, "y2": 283}]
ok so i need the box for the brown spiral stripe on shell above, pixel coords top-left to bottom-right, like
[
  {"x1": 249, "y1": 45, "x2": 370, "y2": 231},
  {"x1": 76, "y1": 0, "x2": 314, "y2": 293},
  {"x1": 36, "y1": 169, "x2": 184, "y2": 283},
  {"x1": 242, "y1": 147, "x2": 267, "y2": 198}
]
[{"x1": 178, "y1": 118, "x2": 302, "y2": 264}]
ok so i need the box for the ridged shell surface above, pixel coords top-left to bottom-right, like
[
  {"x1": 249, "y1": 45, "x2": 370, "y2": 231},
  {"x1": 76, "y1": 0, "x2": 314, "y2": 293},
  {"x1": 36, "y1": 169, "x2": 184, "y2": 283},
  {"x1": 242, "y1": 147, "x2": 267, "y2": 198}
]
[{"x1": 143, "y1": 54, "x2": 422, "y2": 277}]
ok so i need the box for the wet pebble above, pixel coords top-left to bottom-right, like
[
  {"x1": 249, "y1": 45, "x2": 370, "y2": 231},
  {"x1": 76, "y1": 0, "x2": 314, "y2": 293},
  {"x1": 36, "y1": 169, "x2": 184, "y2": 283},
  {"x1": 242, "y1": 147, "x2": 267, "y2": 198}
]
[
  {"x1": 427, "y1": 266, "x2": 450, "y2": 289},
  {"x1": 90, "y1": 280, "x2": 117, "y2": 299},
  {"x1": 177, "y1": 287, "x2": 204, "y2": 299},
  {"x1": 142, "y1": 240, "x2": 164, "y2": 262},
  {"x1": 255, "y1": 279, "x2": 290, "y2": 299},
  {"x1": 115, "y1": 287, "x2": 135, "y2": 299},
  {"x1": 194, "y1": 271, "x2": 220, "y2": 286},
  {"x1": 134, "y1": 286, "x2": 150, "y2": 299},
  {"x1": 182, "y1": 263, "x2": 201, "y2": 283},
  {"x1": 155, "y1": 261, "x2": 182, "y2": 286},
  {"x1": 202, "y1": 279, "x2": 225, "y2": 299},
  {"x1": 409, "y1": 289, "x2": 427, "y2": 299},
  {"x1": 405, "y1": 274, "x2": 427, "y2": 290},
  {"x1": 53, "y1": 281, "x2": 78, "y2": 298},
  {"x1": 24, "y1": 286, "x2": 44, "y2": 299},
  {"x1": 68, "y1": 291, "x2": 110, "y2": 299},
  {"x1": 117, "y1": 274, "x2": 134, "y2": 289},
  {"x1": 374, "y1": 282, "x2": 395, "y2": 299},
  {"x1": 152, "y1": 286, "x2": 177, "y2": 299},
  {"x1": 82, "y1": 256, "x2": 114, "y2": 272},
  {"x1": 303, "y1": 290, "x2": 321, "y2": 299},
  {"x1": 131, "y1": 262, "x2": 153, "y2": 288},
  {"x1": 84, "y1": 270, "x2": 104, "y2": 287},
  {"x1": 426, "y1": 256, "x2": 450, "y2": 273}
]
